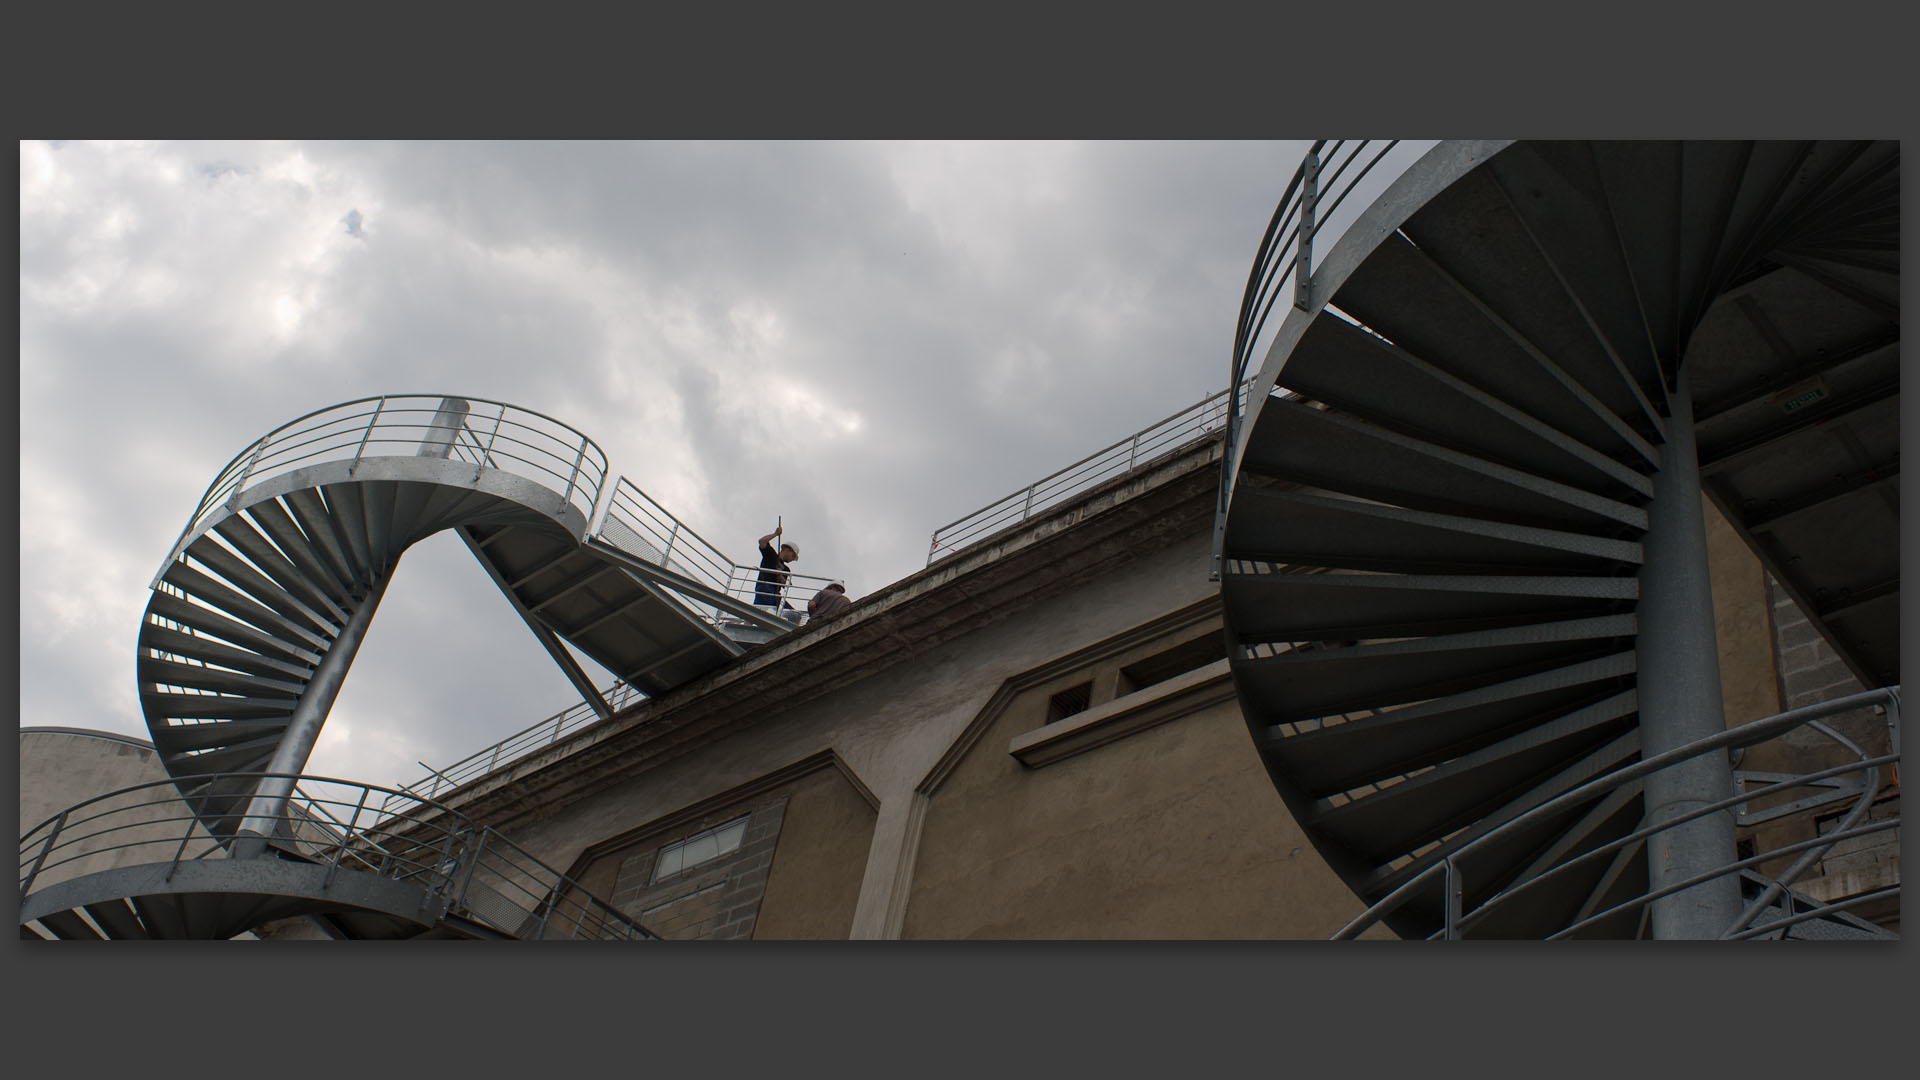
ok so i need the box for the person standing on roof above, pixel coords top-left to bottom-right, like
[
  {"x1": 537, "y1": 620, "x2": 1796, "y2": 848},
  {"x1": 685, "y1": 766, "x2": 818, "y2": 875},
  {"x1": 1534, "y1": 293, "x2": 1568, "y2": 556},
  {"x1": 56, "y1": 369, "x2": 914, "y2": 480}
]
[
  {"x1": 756, "y1": 527, "x2": 799, "y2": 610},
  {"x1": 807, "y1": 581, "x2": 852, "y2": 622}
]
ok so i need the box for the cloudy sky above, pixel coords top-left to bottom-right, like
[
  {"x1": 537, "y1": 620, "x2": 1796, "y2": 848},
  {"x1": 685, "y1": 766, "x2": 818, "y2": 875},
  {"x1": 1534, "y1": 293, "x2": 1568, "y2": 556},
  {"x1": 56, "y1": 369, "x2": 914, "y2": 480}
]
[{"x1": 19, "y1": 139, "x2": 1434, "y2": 798}]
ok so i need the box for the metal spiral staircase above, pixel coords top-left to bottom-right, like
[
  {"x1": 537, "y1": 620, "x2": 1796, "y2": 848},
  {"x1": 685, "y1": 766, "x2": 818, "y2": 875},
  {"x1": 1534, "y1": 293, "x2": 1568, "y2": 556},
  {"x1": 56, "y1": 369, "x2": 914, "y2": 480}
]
[
  {"x1": 1217, "y1": 140, "x2": 1899, "y2": 939},
  {"x1": 25, "y1": 395, "x2": 805, "y2": 939}
]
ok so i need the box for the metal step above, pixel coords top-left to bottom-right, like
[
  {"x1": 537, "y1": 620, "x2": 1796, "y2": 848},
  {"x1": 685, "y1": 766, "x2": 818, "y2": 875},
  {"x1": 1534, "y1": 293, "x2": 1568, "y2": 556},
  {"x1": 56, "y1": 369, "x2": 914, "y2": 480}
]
[
  {"x1": 212, "y1": 516, "x2": 352, "y2": 624},
  {"x1": 1306, "y1": 692, "x2": 1640, "y2": 864},
  {"x1": 1233, "y1": 613, "x2": 1637, "y2": 724},
  {"x1": 1225, "y1": 487, "x2": 1641, "y2": 574},
  {"x1": 1326, "y1": 229, "x2": 1661, "y2": 463},
  {"x1": 138, "y1": 656, "x2": 306, "y2": 699},
  {"x1": 139, "y1": 624, "x2": 314, "y2": 681},
  {"x1": 1260, "y1": 652, "x2": 1637, "y2": 795},
  {"x1": 1241, "y1": 397, "x2": 1648, "y2": 535},
  {"x1": 160, "y1": 561, "x2": 333, "y2": 651},
  {"x1": 1225, "y1": 570, "x2": 1636, "y2": 644},
  {"x1": 182, "y1": 534, "x2": 341, "y2": 636},
  {"x1": 145, "y1": 591, "x2": 324, "y2": 668},
  {"x1": 1280, "y1": 316, "x2": 1654, "y2": 499}
]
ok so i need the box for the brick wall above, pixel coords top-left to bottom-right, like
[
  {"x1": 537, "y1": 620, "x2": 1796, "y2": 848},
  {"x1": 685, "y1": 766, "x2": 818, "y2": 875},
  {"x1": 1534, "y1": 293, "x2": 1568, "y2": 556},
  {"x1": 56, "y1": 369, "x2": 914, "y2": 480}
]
[
  {"x1": 608, "y1": 793, "x2": 789, "y2": 940},
  {"x1": 1739, "y1": 577, "x2": 1899, "y2": 928}
]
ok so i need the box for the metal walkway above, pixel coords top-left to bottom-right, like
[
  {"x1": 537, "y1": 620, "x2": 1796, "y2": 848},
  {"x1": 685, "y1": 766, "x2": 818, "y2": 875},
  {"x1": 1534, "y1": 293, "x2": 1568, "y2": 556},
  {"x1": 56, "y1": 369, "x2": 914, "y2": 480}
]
[{"x1": 1217, "y1": 140, "x2": 1899, "y2": 939}]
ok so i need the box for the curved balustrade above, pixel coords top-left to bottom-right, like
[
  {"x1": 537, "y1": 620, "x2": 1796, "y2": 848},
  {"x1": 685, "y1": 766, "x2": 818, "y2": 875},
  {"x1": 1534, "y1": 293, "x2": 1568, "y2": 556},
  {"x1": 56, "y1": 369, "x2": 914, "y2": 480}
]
[
  {"x1": 21, "y1": 773, "x2": 655, "y2": 940},
  {"x1": 155, "y1": 394, "x2": 609, "y2": 583},
  {"x1": 1331, "y1": 687, "x2": 1901, "y2": 940}
]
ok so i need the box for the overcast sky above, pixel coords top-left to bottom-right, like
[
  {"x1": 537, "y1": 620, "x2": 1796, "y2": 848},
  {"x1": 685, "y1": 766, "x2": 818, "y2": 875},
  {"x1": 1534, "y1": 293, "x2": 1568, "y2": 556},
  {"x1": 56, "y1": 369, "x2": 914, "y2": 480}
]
[{"x1": 19, "y1": 139, "x2": 1434, "y2": 799}]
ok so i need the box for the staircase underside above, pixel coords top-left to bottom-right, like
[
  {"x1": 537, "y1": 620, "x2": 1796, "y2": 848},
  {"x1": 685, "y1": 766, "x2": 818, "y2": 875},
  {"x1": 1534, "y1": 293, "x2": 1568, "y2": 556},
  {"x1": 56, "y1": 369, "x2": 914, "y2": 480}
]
[
  {"x1": 1221, "y1": 140, "x2": 1898, "y2": 939},
  {"x1": 20, "y1": 857, "x2": 447, "y2": 940}
]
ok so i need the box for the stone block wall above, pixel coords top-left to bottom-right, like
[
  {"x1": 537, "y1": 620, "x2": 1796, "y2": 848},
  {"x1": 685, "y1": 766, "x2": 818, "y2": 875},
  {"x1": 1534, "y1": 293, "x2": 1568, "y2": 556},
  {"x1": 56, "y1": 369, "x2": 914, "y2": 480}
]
[{"x1": 608, "y1": 793, "x2": 789, "y2": 940}]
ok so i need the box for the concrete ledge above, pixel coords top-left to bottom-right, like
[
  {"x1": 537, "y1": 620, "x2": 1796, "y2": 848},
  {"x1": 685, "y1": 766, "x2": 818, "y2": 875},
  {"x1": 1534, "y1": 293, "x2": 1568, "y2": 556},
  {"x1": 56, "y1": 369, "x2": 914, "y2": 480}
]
[{"x1": 1008, "y1": 660, "x2": 1235, "y2": 768}]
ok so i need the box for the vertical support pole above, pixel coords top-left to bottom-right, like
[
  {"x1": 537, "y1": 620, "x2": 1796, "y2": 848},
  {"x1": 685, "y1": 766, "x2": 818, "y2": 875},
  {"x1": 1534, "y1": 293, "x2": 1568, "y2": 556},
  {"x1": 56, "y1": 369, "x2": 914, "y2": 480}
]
[
  {"x1": 416, "y1": 397, "x2": 470, "y2": 460},
  {"x1": 1637, "y1": 366, "x2": 1741, "y2": 939},
  {"x1": 1442, "y1": 857, "x2": 1461, "y2": 941},
  {"x1": 1293, "y1": 145, "x2": 1320, "y2": 311},
  {"x1": 231, "y1": 569, "x2": 396, "y2": 856}
]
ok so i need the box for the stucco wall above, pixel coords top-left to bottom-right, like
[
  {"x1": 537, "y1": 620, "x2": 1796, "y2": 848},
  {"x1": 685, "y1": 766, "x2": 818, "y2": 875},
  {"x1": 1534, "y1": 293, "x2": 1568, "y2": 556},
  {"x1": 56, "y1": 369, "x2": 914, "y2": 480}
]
[
  {"x1": 20, "y1": 728, "x2": 223, "y2": 893},
  {"x1": 753, "y1": 766, "x2": 876, "y2": 939},
  {"x1": 905, "y1": 685, "x2": 1382, "y2": 939}
]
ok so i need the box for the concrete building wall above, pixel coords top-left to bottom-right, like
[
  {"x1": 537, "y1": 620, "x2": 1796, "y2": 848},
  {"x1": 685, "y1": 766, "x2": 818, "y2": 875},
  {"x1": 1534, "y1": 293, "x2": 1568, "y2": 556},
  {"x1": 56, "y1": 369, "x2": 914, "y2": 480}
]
[
  {"x1": 502, "y1": 526, "x2": 1228, "y2": 938},
  {"x1": 902, "y1": 604, "x2": 1382, "y2": 939},
  {"x1": 19, "y1": 728, "x2": 226, "y2": 893}
]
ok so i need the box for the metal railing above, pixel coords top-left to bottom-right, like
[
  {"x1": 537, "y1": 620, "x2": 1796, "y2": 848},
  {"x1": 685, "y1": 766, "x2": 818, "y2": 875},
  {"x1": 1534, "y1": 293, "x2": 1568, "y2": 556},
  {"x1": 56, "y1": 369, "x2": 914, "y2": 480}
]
[
  {"x1": 1215, "y1": 140, "x2": 1428, "y2": 578},
  {"x1": 381, "y1": 679, "x2": 646, "y2": 813},
  {"x1": 1331, "y1": 686, "x2": 1902, "y2": 940},
  {"x1": 597, "y1": 476, "x2": 843, "y2": 622},
  {"x1": 20, "y1": 772, "x2": 656, "y2": 941},
  {"x1": 154, "y1": 394, "x2": 609, "y2": 587},
  {"x1": 925, "y1": 385, "x2": 1242, "y2": 565}
]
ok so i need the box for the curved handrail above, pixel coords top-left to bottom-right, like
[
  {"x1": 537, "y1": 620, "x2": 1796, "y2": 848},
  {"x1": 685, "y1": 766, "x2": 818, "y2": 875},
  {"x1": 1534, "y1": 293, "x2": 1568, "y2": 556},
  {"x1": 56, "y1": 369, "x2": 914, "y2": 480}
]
[
  {"x1": 20, "y1": 771, "x2": 654, "y2": 941},
  {"x1": 1214, "y1": 140, "x2": 1428, "y2": 578},
  {"x1": 155, "y1": 394, "x2": 610, "y2": 584},
  {"x1": 1330, "y1": 686, "x2": 1901, "y2": 940}
]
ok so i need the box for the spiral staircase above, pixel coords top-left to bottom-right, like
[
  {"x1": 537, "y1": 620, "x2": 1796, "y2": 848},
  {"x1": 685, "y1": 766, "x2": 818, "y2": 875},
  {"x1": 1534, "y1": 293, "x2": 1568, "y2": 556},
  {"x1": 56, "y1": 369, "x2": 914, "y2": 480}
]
[
  {"x1": 24, "y1": 396, "x2": 798, "y2": 939},
  {"x1": 1218, "y1": 140, "x2": 1899, "y2": 939}
]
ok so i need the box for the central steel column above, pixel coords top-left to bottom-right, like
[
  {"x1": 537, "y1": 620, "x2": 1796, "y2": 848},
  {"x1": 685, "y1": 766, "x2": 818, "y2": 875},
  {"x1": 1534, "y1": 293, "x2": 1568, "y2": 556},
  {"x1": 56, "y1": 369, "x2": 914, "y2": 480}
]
[
  {"x1": 1637, "y1": 366, "x2": 1741, "y2": 938},
  {"x1": 232, "y1": 568, "x2": 395, "y2": 856}
]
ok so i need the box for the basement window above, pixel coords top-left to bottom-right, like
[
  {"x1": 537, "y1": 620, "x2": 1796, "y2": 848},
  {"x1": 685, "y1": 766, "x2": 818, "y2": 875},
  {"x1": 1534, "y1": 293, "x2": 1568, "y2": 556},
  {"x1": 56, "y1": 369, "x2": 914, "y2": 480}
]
[
  {"x1": 651, "y1": 815, "x2": 749, "y2": 883},
  {"x1": 1046, "y1": 682, "x2": 1093, "y2": 724}
]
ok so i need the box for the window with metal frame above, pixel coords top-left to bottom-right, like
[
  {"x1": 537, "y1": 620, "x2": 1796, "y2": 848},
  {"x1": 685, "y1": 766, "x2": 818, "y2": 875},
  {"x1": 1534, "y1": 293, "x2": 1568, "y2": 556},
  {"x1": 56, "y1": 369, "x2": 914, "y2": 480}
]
[{"x1": 651, "y1": 814, "x2": 750, "y2": 883}]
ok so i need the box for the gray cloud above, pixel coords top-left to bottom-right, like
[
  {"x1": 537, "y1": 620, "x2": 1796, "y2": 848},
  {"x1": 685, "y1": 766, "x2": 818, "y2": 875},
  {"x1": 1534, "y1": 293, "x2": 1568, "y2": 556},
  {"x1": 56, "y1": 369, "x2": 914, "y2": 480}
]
[{"x1": 19, "y1": 139, "x2": 1431, "y2": 795}]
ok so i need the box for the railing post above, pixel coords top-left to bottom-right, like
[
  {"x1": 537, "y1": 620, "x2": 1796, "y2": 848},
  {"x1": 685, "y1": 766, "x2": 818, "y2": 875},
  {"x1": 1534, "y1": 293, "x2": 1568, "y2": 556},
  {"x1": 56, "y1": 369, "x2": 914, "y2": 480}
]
[
  {"x1": 322, "y1": 786, "x2": 371, "y2": 891},
  {"x1": 20, "y1": 810, "x2": 67, "y2": 901},
  {"x1": 454, "y1": 827, "x2": 485, "y2": 912},
  {"x1": 350, "y1": 396, "x2": 387, "y2": 474},
  {"x1": 665, "y1": 521, "x2": 681, "y2": 568},
  {"x1": 563, "y1": 437, "x2": 588, "y2": 507},
  {"x1": 480, "y1": 397, "x2": 503, "y2": 461},
  {"x1": 165, "y1": 807, "x2": 198, "y2": 882},
  {"x1": 1022, "y1": 484, "x2": 1036, "y2": 520},
  {"x1": 224, "y1": 438, "x2": 271, "y2": 512},
  {"x1": 1442, "y1": 857, "x2": 1462, "y2": 941},
  {"x1": 1294, "y1": 145, "x2": 1320, "y2": 311}
]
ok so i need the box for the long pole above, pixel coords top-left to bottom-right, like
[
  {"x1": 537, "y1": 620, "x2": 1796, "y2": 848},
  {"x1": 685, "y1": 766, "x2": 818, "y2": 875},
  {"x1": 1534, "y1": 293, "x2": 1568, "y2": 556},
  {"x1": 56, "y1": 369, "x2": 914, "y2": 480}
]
[
  {"x1": 231, "y1": 568, "x2": 396, "y2": 857},
  {"x1": 1636, "y1": 366, "x2": 1741, "y2": 938}
]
